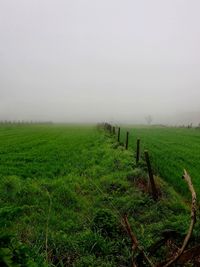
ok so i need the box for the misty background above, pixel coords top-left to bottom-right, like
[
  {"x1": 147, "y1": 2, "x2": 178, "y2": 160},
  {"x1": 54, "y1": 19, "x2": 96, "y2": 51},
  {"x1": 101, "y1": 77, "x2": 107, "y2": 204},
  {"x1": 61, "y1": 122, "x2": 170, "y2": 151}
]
[{"x1": 0, "y1": 0, "x2": 200, "y2": 125}]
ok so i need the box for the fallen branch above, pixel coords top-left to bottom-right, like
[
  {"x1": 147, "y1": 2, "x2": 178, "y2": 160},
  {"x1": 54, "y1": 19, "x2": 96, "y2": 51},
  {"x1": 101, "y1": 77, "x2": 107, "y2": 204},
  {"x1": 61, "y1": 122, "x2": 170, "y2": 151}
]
[
  {"x1": 123, "y1": 215, "x2": 155, "y2": 267},
  {"x1": 123, "y1": 170, "x2": 197, "y2": 267},
  {"x1": 158, "y1": 169, "x2": 197, "y2": 267},
  {"x1": 123, "y1": 214, "x2": 138, "y2": 252}
]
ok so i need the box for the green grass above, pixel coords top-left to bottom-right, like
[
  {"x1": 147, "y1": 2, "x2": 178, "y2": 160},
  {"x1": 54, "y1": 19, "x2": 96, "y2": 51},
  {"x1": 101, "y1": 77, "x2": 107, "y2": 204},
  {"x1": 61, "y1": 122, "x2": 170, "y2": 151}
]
[
  {"x1": 120, "y1": 126, "x2": 200, "y2": 198},
  {"x1": 0, "y1": 124, "x2": 104, "y2": 179},
  {"x1": 0, "y1": 124, "x2": 199, "y2": 266}
]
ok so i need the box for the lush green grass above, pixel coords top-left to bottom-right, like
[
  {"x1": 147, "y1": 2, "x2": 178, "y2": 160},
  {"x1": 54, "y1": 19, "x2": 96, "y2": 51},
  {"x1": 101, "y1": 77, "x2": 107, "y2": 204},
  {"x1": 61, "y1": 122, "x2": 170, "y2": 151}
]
[
  {"x1": 0, "y1": 124, "x2": 105, "y2": 179},
  {"x1": 0, "y1": 124, "x2": 199, "y2": 266},
  {"x1": 120, "y1": 126, "x2": 200, "y2": 198}
]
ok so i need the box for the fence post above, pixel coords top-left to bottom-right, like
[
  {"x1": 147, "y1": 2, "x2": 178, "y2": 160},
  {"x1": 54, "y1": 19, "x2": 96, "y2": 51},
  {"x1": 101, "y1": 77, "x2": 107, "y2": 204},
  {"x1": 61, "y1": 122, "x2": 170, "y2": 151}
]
[
  {"x1": 125, "y1": 131, "x2": 129, "y2": 150},
  {"x1": 117, "y1": 127, "x2": 121, "y2": 142},
  {"x1": 144, "y1": 150, "x2": 158, "y2": 200},
  {"x1": 113, "y1": 126, "x2": 115, "y2": 135},
  {"x1": 136, "y1": 139, "x2": 140, "y2": 164},
  {"x1": 108, "y1": 124, "x2": 112, "y2": 134}
]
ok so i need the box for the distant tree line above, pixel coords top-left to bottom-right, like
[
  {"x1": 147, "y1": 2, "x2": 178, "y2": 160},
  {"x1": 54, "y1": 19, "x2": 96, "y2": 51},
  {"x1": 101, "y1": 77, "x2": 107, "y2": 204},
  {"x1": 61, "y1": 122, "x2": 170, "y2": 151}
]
[
  {"x1": 0, "y1": 120, "x2": 53, "y2": 125},
  {"x1": 175, "y1": 123, "x2": 200, "y2": 129}
]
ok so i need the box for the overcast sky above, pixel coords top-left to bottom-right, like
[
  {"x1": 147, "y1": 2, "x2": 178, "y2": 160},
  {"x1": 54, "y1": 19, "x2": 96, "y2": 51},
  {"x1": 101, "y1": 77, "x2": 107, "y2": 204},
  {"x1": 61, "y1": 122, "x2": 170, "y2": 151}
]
[{"x1": 0, "y1": 0, "x2": 200, "y2": 124}]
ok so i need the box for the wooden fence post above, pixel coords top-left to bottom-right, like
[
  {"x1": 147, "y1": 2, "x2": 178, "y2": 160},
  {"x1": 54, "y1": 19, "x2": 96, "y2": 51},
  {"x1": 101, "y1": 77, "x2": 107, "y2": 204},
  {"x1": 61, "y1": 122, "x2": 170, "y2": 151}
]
[
  {"x1": 113, "y1": 126, "x2": 115, "y2": 135},
  {"x1": 125, "y1": 131, "x2": 129, "y2": 150},
  {"x1": 109, "y1": 124, "x2": 112, "y2": 134},
  {"x1": 117, "y1": 127, "x2": 121, "y2": 142},
  {"x1": 144, "y1": 150, "x2": 158, "y2": 200},
  {"x1": 136, "y1": 139, "x2": 140, "y2": 164}
]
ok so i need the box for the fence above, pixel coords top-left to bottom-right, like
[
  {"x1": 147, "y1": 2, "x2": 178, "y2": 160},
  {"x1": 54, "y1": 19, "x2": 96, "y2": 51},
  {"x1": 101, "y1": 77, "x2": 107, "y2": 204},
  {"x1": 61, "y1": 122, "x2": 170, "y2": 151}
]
[{"x1": 99, "y1": 122, "x2": 198, "y2": 266}]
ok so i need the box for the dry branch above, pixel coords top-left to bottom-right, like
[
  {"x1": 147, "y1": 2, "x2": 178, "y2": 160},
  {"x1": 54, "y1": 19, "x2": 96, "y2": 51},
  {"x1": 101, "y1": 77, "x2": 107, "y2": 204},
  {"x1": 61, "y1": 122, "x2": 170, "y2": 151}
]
[
  {"x1": 123, "y1": 170, "x2": 197, "y2": 267},
  {"x1": 123, "y1": 215, "x2": 138, "y2": 251},
  {"x1": 158, "y1": 169, "x2": 197, "y2": 267},
  {"x1": 123, "y1": 215, "x2": 155, "y2": 267}
]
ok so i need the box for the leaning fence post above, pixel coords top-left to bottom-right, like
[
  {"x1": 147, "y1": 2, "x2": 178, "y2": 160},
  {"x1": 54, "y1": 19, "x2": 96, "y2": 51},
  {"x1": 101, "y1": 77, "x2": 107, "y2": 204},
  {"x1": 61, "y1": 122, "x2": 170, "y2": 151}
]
[
  {"x1": 117, "y1": 127, "x2": 121, "y2": 142},
  {"x1": 144, "y1": 150, "x2": 158, "y2": 200},
  {"x1": 125, "y1": 131, "x2": 129, "y2": 150},
  {"x1": 136, "y1": 139, "x2": 140, "y2": 164}
]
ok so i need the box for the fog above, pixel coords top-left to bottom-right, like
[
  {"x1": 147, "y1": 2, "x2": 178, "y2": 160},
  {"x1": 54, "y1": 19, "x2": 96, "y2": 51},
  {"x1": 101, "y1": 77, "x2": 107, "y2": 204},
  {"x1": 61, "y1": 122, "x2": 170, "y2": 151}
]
[{"x1": 0, "y1": 0, "x2": 200, "y2": 125}]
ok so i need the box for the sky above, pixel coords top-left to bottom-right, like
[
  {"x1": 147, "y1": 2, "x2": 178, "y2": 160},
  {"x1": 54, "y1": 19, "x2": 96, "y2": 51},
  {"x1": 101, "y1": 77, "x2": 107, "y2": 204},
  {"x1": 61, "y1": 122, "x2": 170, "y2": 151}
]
[{"x1": 0, "y1": 0, "x2": 200, "y2": 124}]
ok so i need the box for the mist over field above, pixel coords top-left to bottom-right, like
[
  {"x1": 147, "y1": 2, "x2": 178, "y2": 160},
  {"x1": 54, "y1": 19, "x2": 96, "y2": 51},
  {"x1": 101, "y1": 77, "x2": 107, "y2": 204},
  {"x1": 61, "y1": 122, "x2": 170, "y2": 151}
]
[
  {"x1": 1, "y1": 3, "x2": 200, "y2": 265},
  {"x1": 0, "y1": 0, "x2": 200, "y2": 125}
]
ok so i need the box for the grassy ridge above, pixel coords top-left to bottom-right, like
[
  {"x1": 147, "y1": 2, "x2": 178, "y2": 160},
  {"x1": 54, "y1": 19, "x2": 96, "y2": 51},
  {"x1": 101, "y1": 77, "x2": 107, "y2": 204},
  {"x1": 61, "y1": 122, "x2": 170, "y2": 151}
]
[
  {"x1": 120, "y1": 126, "x2": 200, "y2": 198},
  {"x1": 0, "y1": 125, "x2": 199, "y2": 266}
]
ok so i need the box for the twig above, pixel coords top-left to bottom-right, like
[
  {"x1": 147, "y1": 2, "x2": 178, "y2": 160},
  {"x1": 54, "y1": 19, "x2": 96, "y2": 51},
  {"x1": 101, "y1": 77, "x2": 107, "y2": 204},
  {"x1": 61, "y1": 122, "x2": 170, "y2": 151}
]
[{"x1": 158, "y1": 169, "x2": 197, "y2": 267}]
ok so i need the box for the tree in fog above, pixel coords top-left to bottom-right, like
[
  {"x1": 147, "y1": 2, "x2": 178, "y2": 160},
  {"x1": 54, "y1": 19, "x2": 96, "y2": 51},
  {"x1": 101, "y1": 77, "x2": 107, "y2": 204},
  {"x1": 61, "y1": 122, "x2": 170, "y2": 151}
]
[{"x1": 145, "y1": 115, "x2": 153, "y2": 125}]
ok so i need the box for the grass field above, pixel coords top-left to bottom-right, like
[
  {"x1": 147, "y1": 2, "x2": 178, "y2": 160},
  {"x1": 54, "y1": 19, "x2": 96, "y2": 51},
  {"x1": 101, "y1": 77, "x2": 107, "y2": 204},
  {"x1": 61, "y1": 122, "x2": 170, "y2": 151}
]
[
  {"x1": 0, "y1": 124, "x2": 104, "y2": 179},
  {"x1": 120, "y1": 126, "x2": 200, "y2": 198},
  {"x1": 0, "y1": 124, "x2": 199, "y2": 266}
]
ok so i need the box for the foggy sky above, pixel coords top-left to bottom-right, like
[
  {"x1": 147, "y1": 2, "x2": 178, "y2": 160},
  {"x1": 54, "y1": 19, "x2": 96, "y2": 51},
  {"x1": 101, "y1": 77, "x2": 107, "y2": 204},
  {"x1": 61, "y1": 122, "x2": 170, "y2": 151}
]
[{"x1": 0, "y1": 0, "x2": 200, "y2": 124}]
